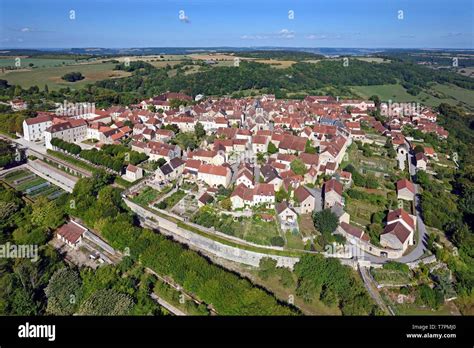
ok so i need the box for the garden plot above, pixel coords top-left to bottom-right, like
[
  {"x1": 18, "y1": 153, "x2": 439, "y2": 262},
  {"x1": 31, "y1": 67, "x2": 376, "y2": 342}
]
[
  {"x1": 2, "y1": 168, "x2": 65, "y2": 201},
  {"x1": 171, "y1": 194, "x2": 199, "y2": 219},
  {"x1": 345, "y1": 198, "x2": 381, "y2": 227},
  {"x1": 348, "y1": 146, "x2": 397, "y2": 176},
  {"x1": 371, "y1": 268, "x2": 414, "y2": 286}
]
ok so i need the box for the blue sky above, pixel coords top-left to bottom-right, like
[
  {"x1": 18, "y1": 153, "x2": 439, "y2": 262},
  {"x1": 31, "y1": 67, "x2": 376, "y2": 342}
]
[{"x1": 1, "y1": 0, "x2": 473, "y2": 48}]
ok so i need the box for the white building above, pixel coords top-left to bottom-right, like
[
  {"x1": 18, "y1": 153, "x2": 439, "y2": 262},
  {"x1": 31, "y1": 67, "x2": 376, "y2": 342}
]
[
  {"x1": 124, "y1": 164, "x2": 143, "y2": 182},
  {"x1": 22, "y1": 115, "x2": 53, "y2": 142},
  {"x1": 197, "y1": 164, "x2": 232, "y2": 188},
  {"x1": 45, "y1": 120, "x2": 88, "y2": 150}
]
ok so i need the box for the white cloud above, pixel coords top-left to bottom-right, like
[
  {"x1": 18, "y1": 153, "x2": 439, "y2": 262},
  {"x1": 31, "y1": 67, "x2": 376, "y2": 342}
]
[
  {"x1": 240, "y1": 35, "x2": 268, "y2": 40},
  {"x1": 278, "y1": 29, "x2": 295, "y2": 39},
  {"x1": 306, "y1": 34, "x2": 327, "y2": 40},
  {"x1": 241, "y1": 29, "x2": 295, "y2": 40}
]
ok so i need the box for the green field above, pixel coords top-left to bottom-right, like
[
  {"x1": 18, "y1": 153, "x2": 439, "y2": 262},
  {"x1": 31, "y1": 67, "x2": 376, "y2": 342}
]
[
  {"x1": 371, "y1": 268, "x2": 413, "y2": 285},
  {"x1": 351, "y1": 83, "x2": 474, "y2": 110},
  {"x1": 0, "y1": 62, "x2": 131, "y2": 90},
  {"x1": 239, "y1": 218, "x2": 282, "y2": 246},
  {"x1": 430, "y1": 83, "x2": 474, "y2": 109},
  {"x1": 0, "y1": 57, "x2": 80, "y2": 68},
  {"x1": 345, "y1": 198, "x2": 381, "y2": 226}
]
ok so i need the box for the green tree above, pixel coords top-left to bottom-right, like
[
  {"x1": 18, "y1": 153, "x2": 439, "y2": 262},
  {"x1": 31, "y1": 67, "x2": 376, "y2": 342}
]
[
  {"x1": 275, "y1": 188, "x2": 289, "y2": 203},
  {"x1": 290, "y1": 158, "x2": 307, "y2": 176},
  {"x1": 258, "y1": 257, "x2": 278, "y2": 280},
  {"x1": 279, "y1": 268, "x2": 295, "y2": 288},
  {"x1": 194, "y1": 122, "x2": 206, "y2": 139},
  {"x1": 61, "y1": 72, "x2": 84, "y2": 82},
  {"x1": 44, "y1": 268, "x2": 82, "y2": 315},
  {"x1": 267, "y1": 141, "x2": 278, "y2": 155},
  {"x1": 221, "y1": 197, "x2": 232, "y2": 211},
  {"x1": 312, "y1": 209, "x2": 339, "y2": 236},
  {"x1": 305, "y1": 140, "x2": 317, "y2": 154},
  {"x1": 78, "y1": 289, "x2": 134, "y2": 315},
  {"x1": 30, "y1": 196, "x2": 65, "y2": 230},
  {"x1": 414, "y1": 145, "x2": 425, "y2": 154}
]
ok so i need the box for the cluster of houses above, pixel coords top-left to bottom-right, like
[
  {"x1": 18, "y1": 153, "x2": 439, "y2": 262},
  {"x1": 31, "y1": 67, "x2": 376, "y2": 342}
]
[{"x1": 20, "y1": 92, "x2": 446, "y2": 258}]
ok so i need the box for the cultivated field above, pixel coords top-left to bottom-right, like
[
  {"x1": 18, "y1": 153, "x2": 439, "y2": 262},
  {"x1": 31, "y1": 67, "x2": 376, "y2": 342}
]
[
  {"x1": 0, "y1": 57, "x2": 80, "y2": 68},
  {"x1": 0, "y1": 62, "x2": 131, "y2": 90},
  {"x1": 1, "y1": 168, "x2": 65, "y2": 201}
]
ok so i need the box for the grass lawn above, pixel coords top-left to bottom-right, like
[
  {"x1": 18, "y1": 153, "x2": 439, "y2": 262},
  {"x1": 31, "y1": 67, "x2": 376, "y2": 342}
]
[
  {"x1": 351, "y1": 84, "x2": 421, "y2": 103},
  {"x1": 46, "y1": 150, "x2": 96, "y2": 173},
  {"x1": 299, "y1": 214, "x2": 317, "y2": 238},
  {"x1": 0, "y1": 57, "x2": 79, "y2": 68},
  {"x1": 345, "y1": 143, "x2": 398, "y2": 176},
  {"x1": 351, "y1": 82, "x2": 474, "y2": 110},
  {"x1": 345, "y1": 197, "x2": 381, "y2": 226},
  {"x1": 0, "y1": 62, "x2": 131, "y2": 90},
  {"x1": 240, "y1": 218, "x2": 281, "y2": 246},
  {"x1": 395, "y1": 302, "x2": 455, "y2": 316},
  {"x1": 430, "y1": 83, "x2": 474, "y2": 110},
  {"x1": 114, "y1": 176, "x2": 134, "y2": 189},
  {"x1": 355, "y1": 57, "x2": 391, "y2": 63},
  {"x1": 371, "y1": 268, "x2": 414, "y2": 285},
  {"x1": 285, "y1": 231, "x2": 305, "y2": 250}
]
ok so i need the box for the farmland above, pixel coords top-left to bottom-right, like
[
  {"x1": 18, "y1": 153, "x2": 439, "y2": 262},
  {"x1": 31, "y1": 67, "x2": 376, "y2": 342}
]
[
  {"x1": 0, "y1": 57, "x2": 82, "y2": 68},
  {"x1": 0, "y1": 62, "x2": 131, "y2": 90}
]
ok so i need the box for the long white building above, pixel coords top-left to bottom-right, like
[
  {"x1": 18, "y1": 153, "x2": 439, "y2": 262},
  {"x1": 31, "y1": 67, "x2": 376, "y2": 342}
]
[
  {"x1": 45, "y1": 119, "x2": 88, "y2": 150},
  {"x1": 22, "y1": 114, "x2": 53, "y2": 142}
]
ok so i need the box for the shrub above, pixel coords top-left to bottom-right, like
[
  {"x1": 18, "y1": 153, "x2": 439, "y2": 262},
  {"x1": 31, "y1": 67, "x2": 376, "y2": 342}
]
[
  {"x1": 270, "y1": 236, "x2": 285, "y2": 247},
  {"x1": 383, "y1": 261, "x2": 410, "y2": 273},
  {"x1": 61, "y1": 72, "x2": 84, "y2": 82}
]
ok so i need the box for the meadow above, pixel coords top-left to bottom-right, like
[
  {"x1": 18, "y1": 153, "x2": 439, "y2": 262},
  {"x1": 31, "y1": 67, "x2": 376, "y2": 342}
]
[
  {"x1": 351, "y1": 83, "x2": 474, "y2": 110},
  {"x1": 0, "y1": 62, "x2": 131, "y2": 90}
]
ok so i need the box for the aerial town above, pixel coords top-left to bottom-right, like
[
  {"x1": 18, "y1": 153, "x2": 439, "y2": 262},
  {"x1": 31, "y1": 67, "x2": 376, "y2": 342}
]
[
  {"x1": 11, "y1": 92, "x2": 449, "y2": 260},
  {"x1": 3, "y1": 76, "x2": 469, "y2": 321},
  {"x1": 0, "y1": 0, "x2": 472, "y2": 345}
]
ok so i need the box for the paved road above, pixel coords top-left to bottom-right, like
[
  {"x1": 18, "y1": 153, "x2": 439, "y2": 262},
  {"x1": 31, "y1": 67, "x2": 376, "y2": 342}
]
[
  {"x1": 400, "y1": 151, "x2": 428, "y2": 262},
  {"x1": 14, "y1": 137, "x2": 48, "y2": 155},
  {"x1": 358, "y1": 149, "x2": 428, "y2": 265}
]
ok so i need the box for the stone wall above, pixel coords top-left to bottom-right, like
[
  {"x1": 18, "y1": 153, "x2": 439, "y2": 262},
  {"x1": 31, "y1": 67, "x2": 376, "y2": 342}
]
[
  {"x1": 124, "y1": 198, "x2": 300, "y2": 269},
  {"x1": 27, "y1": 160, "x2": 78, "y2": 193}
]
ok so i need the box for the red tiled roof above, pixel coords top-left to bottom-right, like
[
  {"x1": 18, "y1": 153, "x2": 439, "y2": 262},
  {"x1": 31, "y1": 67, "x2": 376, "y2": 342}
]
[
  {"x1": 25, "y1": 115, "x2": 52, "y2": 125},
  {"x1": 57, "y1": 221, "x2": 87, "y2": 244},
  {"x1": 397, "y1": 179, "x2": 415, "y2": 194},
  {"x1": 324, "y1": 178, "x2": 343, "y2": 196},
  {"x1": 340, "y1": 222, "x2": 369, "y2": 242},
  {"x1": 383, "y1": 222, "x2": 412, "y2": 244},
  {"x1": 199, "y1": 164, "x2": 229, "y2": 177},
  {"x1": 387, "y1": 208, "x2": 415, "y2": 231}
]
